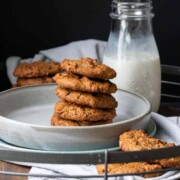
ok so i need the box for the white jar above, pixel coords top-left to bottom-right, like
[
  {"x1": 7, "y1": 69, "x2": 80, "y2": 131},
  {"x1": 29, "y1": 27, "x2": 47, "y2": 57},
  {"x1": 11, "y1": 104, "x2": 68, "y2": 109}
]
[{"x1": 103, "y1": 0, "x2": 161, "y2": 112}]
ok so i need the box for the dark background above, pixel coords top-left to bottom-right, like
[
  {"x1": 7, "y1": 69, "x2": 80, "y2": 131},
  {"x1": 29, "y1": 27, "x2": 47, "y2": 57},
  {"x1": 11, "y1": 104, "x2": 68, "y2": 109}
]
[{"x1": 0, "y1": 0, "x2": 180, "y2": 102}]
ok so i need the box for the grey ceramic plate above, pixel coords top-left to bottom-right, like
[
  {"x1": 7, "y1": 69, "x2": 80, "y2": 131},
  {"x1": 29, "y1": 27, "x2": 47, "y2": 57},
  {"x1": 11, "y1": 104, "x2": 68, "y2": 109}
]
[
  {"x1": 0, "y1": 119, "x2": 156, "y2": 154},
  {"x1": 0, "y1": 84, "x2": 151, "y2": 151}
]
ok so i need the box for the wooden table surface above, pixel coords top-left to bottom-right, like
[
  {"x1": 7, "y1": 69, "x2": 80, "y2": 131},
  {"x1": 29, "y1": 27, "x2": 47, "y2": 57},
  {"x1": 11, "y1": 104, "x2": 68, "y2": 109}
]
[{"x1": 0, "y1": 103, "x2": 180, "y2": 180}]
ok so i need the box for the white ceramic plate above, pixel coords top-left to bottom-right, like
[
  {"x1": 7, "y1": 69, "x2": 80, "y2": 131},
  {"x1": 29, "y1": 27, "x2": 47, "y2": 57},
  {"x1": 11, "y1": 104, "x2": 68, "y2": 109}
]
[
  {"x1": 0, "y1": 84, "x2": 151, "y2": 151},
  {"x1": 0, "y1": 120, "x2": 156, "y2": 154}
]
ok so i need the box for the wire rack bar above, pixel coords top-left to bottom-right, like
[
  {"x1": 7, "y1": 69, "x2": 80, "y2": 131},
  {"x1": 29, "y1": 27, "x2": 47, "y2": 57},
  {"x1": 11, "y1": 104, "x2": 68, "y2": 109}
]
[
  {"x1": 0, "y1": 146, "x2": 180, "y2": 164},
  {"x1": 161, "y1": 64, "x2": 180, "y2": 76}
]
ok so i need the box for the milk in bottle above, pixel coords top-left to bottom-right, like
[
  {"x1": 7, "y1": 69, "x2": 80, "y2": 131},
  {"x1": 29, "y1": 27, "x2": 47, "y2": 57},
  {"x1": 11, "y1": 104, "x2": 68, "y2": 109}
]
[{"x1": 103, "y1": 0, "x2": 161, "y2": 112}]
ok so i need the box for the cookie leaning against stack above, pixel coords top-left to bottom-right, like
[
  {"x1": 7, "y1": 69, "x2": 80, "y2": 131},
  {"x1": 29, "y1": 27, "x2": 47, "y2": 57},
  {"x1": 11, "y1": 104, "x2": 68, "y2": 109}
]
[
  {"x1": 13, "y1": 61, "x2": 61, "y2": 87},
  {"x1": 51, "y1": 57, "x2": 118, "y2": 126}
]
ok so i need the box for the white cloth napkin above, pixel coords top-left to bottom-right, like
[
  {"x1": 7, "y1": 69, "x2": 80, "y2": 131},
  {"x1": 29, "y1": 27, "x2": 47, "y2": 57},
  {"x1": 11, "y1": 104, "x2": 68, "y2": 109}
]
[
  {"x1": 9, "y1": 113, "x2": 179, "y2": 180},
  {"x1": 6, "y1": 39, "x2": 107, "y2": 85}
]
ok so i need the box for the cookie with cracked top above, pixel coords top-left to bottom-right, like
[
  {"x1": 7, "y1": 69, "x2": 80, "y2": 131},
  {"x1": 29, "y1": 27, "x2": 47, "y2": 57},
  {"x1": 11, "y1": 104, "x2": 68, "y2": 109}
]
[
  {"x1": 53, "y1": 72, "x2": 117, "y2": 94},
  {"x1": 54, "y1": 100, "x2": 116, "y2": 121},
  {"x1": 14, "y1": 61, "x2": 61, "y2": 78},
  {"x1": 60, "y1": 58, "x2": 116, "y2": 79},
  {"x1": 55, "y1": 87, "x2": 118, "y2": 108},
  {"x1": 119, "y1": 130, "x2": 175, "y2": 151},
  {"x1": 119, "y1": 130, "x2": 180, "y2": 168}
]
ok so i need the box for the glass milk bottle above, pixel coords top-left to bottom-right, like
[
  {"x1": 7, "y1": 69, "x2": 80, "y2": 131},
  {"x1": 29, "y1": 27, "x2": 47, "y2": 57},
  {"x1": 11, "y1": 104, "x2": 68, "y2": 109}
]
[{"x1": 103, "y1": 0, "x2": 161, "y2": 112}]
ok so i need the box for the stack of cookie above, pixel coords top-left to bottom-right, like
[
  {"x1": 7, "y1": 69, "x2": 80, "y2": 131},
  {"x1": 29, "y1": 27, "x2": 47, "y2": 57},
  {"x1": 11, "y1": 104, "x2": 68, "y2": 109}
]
[
  {"x1": 51, "y1": 58, "x2": 118, "y2": 126},
  {"x1": 13, "y1": 61, "x2": 61, "y2": 87},
  {"x1": 97, "y1": 130, "x2": 180, "y2": 178}
]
